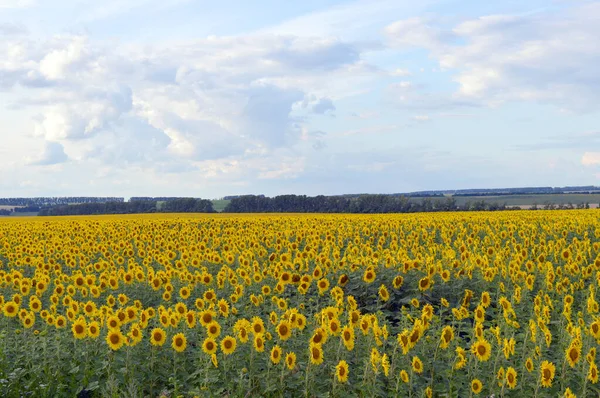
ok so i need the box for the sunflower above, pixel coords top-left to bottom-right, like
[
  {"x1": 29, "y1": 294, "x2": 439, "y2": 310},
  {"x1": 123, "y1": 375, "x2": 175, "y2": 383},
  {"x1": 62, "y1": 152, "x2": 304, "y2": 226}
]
[
  {"x1": 317, "y1": 278, "x2": 330, "y2": 295},
  {"x1": 311, "y1": 328, "x2": 328, "y2": 345},
  {"x1": 566, "y1": 341, "x2": 581, "y2": 368},
  {"x1": 328, "y1": 318, "x2": 341, "y2": 336},
  {"x1": 179, "y1": 286, "x2": 190, "y2": 300},
  {"x1": 471, "y1": 379, "x2": 483, "y2": 394},
  {"x1": 270, "y1": 345, "x2": 283, "y2": 364},
  {"x1": 251, "y1": 317, "x2": 265, "y2": 335},
  {"x1": 3, "y1": 301, "x2": 18, "y2": 318},
  {"x1": 474, "y1": 305, "x2": 485, "y2": 324},
  {"x1": 412, "y1": 356, "x2": 423, "y2": 374},
  {"x1": 220, "y1": 336, "x2": 236, "y2": 355},
  {"x1": 277, "y1": 320, "x2": 292, "y2": 341},
  {"x1": 202, "y1": 337, "x2": 218, "y2": 355},
  {"x1": 341, "y1": 325, "x2": 355, "y2": 351},
  {"x1": 540, "y1": 360, "x2": 556, "y2": 388},
  {"x1": 381, "y1": 354, "x2": 390, "y2": 377},
  {"x1": 563, "y1": 387, "x2": 576, "y2": 398},
  {"x1": 253, "y1": 334, "x2": 265, "y2": 352},
  {"x1": 71, "y1": 317, "x2": 87, "y2": 339},
  {"x1": 106, "y1": 329, "x2": 125, "y2": 351},
  {"x1": 363, "y1": 268, "x2": 376, "y2": 284},
  {"x1": 199, "y1": 310, "x2": 216, "y2": 326},
  {"x1": 285, "y1": 352, "x2": 296, "y2": 370},
  {"x1": 55, "y1": 315, "x2": 67, "y2": 329},
  {"x1": 206, "y1": 321, "x2": 221, "y2": 338},
  {"x1": 106, "y1": 315, "x2": 120, "y2": 330},
  {"x1": 505, "y1": 367, "x2": 517, "y2": 389},
  {"x1": 471, "y1": 339, "x2": 492, "y2": 362},
  {"x1": 218, "y1": 299, "x2": 230, "y2": 317},
  {"x1": 400, "y1": 370, "x2": 409, "y2": 383},
  {"x1": 128, "y1": 324, "x2": 143, "y2": 345},
  {"x1": 440, "y1": 325, "x2": 454, "y2": 349},
  {"x1": 378, "y1": 285, "x2": 390, "y2": 302},
  {"x1": 172, "y1": 333, "x2": 187, "y2": 352},
  {"x1": 150, "y1": 327, "x2": 167, "y2": 347},
  {"x1": 418, "y1": 277, "x2": 431, "y2": 291},
  {"x1": 336, "y1": 360, "x2": 349, "y2": 383},
  {"x1": 588, "y1": 362, "x2": 599, "y2": 384},
  {"x1": 185, "y1": 311, "x2": 196, "y2": 328},
  {"x1": 309, "y1": 343, "x2": 324, "y2": 365}
]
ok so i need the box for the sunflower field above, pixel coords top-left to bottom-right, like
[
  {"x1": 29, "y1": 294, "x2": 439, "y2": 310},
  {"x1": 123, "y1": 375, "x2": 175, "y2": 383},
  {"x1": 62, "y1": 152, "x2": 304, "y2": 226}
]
[{"x1": 0, "y1": 211, "x2": 599, "y2": 397}]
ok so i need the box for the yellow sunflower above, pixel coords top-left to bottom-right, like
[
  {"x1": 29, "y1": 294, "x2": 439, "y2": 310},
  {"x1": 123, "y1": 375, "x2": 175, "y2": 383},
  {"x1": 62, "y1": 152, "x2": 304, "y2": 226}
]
[
  {"x1": 171, "y1": 333, "x2": 187, "y2": 352},
  {"x1": 202, "y1": 337, "x2": 218, "y2": 355},
  {"x1": 335, "y1": 360, "x2": 349, "y2": 383},
  {"x1": 285, "y1": 352, "x2": 296, "y2": 370},
  {"x1": 71, "y1": 317, "x2": 87, "y2": 339},
  {"x1": 270, "y1": 344, "x2": 283, "y2": 364},
  {"x1": 220, "y1": 336, "x2": 236, "y2": 355},
  {"x1": 106, "y1": 329, "x2": 125, "y2": 351},
  {"x1": 150, "y1": 327, "x2": 167, "y2": 347},
  {"x1": 540, "y1": 360, "x2": 556, "y2": 388}
]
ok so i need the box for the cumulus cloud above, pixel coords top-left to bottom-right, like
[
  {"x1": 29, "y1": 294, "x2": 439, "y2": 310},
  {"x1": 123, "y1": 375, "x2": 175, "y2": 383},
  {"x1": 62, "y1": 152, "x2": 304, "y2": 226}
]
[
  {"x1": 27, "y1": 141, "x2": 67, "y2": 165},
  {"x1": 32, "y1": 85, "x2": 132, "y2": 140},
  {"x1": 385, "y1": 3, "x2": 600, "y2": 111}
]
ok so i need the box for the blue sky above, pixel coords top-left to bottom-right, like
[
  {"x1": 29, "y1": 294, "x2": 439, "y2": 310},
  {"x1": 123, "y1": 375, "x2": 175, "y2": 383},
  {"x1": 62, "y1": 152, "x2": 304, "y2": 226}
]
[{"x1": 1, "y1": 0, "x2": 599, "y2": 198}]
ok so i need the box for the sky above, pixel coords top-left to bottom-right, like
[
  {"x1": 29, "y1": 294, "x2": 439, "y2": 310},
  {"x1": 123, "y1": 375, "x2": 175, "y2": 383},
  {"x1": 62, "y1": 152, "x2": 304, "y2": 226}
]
[{"x1": 1, "y1": 0, "x2": 599, "y2": 199}]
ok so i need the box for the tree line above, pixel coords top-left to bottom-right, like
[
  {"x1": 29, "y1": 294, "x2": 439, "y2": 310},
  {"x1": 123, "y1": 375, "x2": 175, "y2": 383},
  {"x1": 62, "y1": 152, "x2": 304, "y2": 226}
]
[
  {"x1": 38, "y1": 198, "x2": 215, "y2": 216},
  {"x1": 223, "y1": 194, "x2": 521, "y2": 213},
  {"x1": 0, "y1": 197, "x2": 124, "y2": 206}
]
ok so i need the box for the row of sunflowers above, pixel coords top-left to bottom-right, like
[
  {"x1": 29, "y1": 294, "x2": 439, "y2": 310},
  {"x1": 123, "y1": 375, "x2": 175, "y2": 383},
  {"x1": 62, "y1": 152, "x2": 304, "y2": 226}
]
[{"x1": 0, "y1": 211, "x2": 599, "y2": 397}]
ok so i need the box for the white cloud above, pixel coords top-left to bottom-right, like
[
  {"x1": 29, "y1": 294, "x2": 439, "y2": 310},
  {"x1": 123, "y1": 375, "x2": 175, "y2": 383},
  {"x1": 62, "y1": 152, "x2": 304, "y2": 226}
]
[
  {"x1": 0, "y1": 0, "x2": 34, "y2": 8},
  {"x1": 32, "y1": 85, "x2": 132, "y2": 140},
  {"x1": 385, "y1": 3, "x2": 600, "y2": 111},
  {"x1": 26, "y1": 141, "x2": 67, "y2": 165},
  {"x1": 390, "y1": 68, "x2": 411, "y2": 76},
  {"x1": 582, "y1": 152, "x2": 600, "y2": 166}
]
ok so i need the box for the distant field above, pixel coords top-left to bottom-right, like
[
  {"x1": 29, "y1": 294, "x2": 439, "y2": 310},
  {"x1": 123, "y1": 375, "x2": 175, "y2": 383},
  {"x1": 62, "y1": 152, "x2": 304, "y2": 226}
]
[
  {"x1": 211, "y1": 199, "x2": 231, "y2": 212},
  {"x1": 447, "y1": 193, "x2": 600, "y2": 207},
  {"x1": 0, "y1": 205, "x2": 22, "y2": 210}
]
